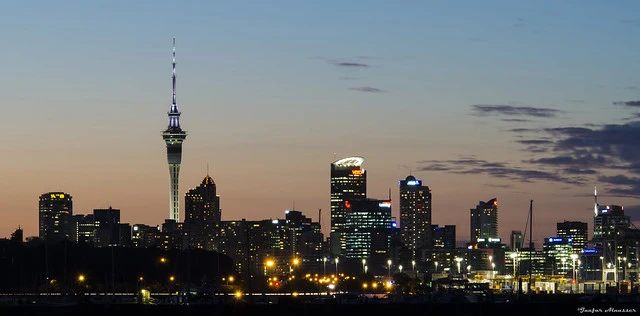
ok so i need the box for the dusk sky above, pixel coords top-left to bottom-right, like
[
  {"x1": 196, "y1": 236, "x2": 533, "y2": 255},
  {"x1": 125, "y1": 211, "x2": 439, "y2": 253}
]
[{"x1": 3, "y1": 1, "x2": 640, "y2": 246}]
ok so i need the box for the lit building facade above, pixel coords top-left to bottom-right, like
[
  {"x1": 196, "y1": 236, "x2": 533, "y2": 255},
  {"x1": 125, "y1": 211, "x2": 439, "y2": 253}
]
[
  {"x1": 470, "y1": 198, "x2": 498, "y2": 244},
  {"x1": 431, "y1": 225, "x2": 456, "y2": 249},
  {"x1": 399, "y1": 175, "x2": 432, "y2": 259},
  {"x1": 330, "y1": 156, "x2": 366, "y2": 256},
  {"x1": 556, "y1": 221, "x2": 588, "y2": 254},
  {"x1": 38, "y1": 192, "x2": 73, "y2": 242},
  {"x1": 185, "y1": 174, "x2": 221, "y2": 250},
  {"x1": 162, "y1": 37, "x2": 187, "y2": 222},
  {"x1": 542, "y1": 237, "x2": 574, "y2": 276},
  {"x1": 344, "y1": 198, "x2": 393, "y2": 273}
]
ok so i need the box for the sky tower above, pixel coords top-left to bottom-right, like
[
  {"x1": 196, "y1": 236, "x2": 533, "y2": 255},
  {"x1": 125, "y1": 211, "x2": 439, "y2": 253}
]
[{"x1": 162, "y1": 37, "x2": 187, "y2": 221}]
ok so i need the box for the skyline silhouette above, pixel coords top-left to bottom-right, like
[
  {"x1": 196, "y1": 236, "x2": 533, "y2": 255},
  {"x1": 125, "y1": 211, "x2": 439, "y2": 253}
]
[{"x1": 2, "y1": 1, "x2": 640, "y2": 244}]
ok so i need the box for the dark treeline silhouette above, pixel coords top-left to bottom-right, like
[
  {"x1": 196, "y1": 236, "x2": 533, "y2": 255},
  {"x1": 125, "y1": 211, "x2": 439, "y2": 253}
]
[{"x1": 0, "y1": 239, "x2": 234, "y2": 293}]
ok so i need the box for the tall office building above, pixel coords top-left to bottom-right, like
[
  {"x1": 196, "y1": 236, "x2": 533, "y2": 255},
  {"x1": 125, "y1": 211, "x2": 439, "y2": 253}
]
[
  {"x1": 184, "y1": 174, "x2": 221, "y2": 250},
  {"x1": 94, "y1": 207, "x2": 130, "y2": 247},
  {"x1": 344, "y1": 198, "x2": 393, "y2": 274},
  {"x1": 330, "y1": 156, "x2": 366, "y2": 255},
  {"x1": 470, "y1": 198, "x2": 498, "y2": 244},
  {"x1": 162, "y1": 37, "x2": 187, "y2": 222},
  {"x1": 399, "y1": 175, "x2": 432, "y2": 259},
  {"x1": 556, "y1": 221, "x2": 588, "y2": 253},
  {"x1": 431, "y1": 225, "x2": 456, "y2": 249},
  {"x1": 39, "y1": 192, "x2": 73, "y2": 241}
]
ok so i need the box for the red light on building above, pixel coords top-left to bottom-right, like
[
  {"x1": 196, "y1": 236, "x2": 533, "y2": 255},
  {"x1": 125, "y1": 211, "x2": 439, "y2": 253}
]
[{"x1": 344, "y1": 201, "x2": 351, "y2": 209}]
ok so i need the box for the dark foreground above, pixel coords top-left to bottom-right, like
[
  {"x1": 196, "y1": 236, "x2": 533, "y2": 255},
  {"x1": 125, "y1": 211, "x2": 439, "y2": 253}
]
[{"x1": 1, "y1": 300, "x2": 639, "y2": 316}]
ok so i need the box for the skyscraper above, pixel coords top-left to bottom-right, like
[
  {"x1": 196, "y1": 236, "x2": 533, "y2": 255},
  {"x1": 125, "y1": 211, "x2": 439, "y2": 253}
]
[
  {"x1": 344, "y1": 198, "x2": 393, "y2": 273},
  {"x1": 162, "y1": 37, "x2": 187, "y2": 222},
  {"x1": 184, "y1": 174, "x2": 221, "y2": 250},
  {"x1": 470, "y1": 198, "x2": 498, "y2": 244},
  {"x1": 39, "y1": 192, "x2": 73, "y2": 241},
  {"x1": 330, "y1": 156, "x2": 366, "y2": 256},
  {"x1": 399, "y1": 175, "x2": 432, "y2": 259}
]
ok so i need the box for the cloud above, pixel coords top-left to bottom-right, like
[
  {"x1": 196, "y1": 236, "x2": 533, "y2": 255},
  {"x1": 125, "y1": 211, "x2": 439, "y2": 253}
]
[
  {"x1": 614, "y1": 101, "x2": 640, "y2": 107},
  {"x1": 515, "y1": 139, "x2": 553, "y2": 145},
  {"x1": 624, "y1": 86, "x2": 639, "y2": 91},
  {"x1": 349, "y1": 86, "x2": 386, "y2": 93},
  {"x1": 416, "y1": 156, "x2": 581, "y2": 184},
  {"x1": 502, "y1": 118, "x2": 531, "y2": 122},
  {"x1": 471, "y1": 105, "x2": 561, "y2": 118},
  {"x1": 329, "y1": 60, "x2": 369, "y2": 68}
]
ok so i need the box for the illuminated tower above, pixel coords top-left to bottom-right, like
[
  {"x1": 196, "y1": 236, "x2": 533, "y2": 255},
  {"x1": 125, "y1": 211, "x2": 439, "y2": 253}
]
[
  {"x1": 330, "y1": 156, "x2": 366, "y2": 256},
  {"x1": 162, "y1": 37, "x2": 187, "y2": 221},
  {"x1": 399, "y1": 175, "x2": 432, "y2": 258},
  {"x1": 470, "y1": 198, "x2": 498, "y2": 244},
  {"x1": 39, "y1": 192, "x2": 73, "y2": 241}
]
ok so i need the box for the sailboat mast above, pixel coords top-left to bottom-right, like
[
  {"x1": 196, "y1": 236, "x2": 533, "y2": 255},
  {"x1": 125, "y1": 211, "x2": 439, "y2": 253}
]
[{"x1": 528, "y1": 199, "x2": 533, "y2": 295}]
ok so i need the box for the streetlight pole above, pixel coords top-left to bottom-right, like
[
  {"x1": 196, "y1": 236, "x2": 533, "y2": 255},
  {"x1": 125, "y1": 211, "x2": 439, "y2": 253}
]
[
  {"x1": 362, "y1": 259, "x2": 366, "y2": 274},
  {"x1": 388, "y1": 259, "x2": 392, "y2": 279},
  {"x1": 335, "y1": 258, "x2": 339, "y2": 275},
  {"x1": 412, "y1": 260, "x2": 416, "y2": 274},
  {"x1": 435, "y1": 262, "x2": 438, "y2": 273},
  {"x1": 571, "y1": 254, "x2": 578, "y2": 294},
  {"x1": 455, "y1": 257, "x2": 462, "y2": 274},
  {"x1": 600, "y1": 256, "x2": 604, "y2": 283},
  {"x1": 399, "y1": 265, "x2": 403, "y2": 274}
]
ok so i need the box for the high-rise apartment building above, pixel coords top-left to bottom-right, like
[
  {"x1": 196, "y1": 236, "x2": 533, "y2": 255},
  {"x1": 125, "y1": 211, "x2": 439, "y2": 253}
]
[
  {"x1": 399, "y1": 175, "x2": 432, "y2": 259},
  {"x1": 162, "y1": 37, "x2": 187, "y2": 222},
  {"x1": 330, "y1": 156, "x2": 366, "y2": 256},
  {"x1": 39, "y1": 192, "x2": 73, "y2": 241},
  {"x1": 470, "y1": 198, "x2": 498, "y2": 244}
]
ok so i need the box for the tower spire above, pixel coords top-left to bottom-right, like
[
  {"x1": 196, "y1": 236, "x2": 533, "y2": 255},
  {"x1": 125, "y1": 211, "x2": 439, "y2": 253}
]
[{"x1": 167, "y1": 36, "x2": 182, "y2": 131}]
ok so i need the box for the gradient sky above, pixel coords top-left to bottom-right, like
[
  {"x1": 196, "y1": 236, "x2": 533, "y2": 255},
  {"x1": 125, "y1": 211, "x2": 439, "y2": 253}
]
[{"x1": 2, "y1": 1, "x2": 640, "y2": 246}]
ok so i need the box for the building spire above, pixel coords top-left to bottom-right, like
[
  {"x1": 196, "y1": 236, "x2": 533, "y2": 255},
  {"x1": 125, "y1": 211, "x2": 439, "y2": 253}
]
[
  {"x1": 167, "y1": 36, "x2": 182, "y2": 131},
  {"x1": 594, "y1": 186, "x2": 599, "y2": 216}
]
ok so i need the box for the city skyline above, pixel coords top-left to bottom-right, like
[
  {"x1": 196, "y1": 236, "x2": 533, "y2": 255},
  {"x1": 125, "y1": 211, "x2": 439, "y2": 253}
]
[{"x1": 2, "y1": 1, "x2": 640, "y2": 245}]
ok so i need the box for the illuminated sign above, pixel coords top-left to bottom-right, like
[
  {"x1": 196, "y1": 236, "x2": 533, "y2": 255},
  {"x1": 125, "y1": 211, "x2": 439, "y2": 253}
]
[
  {"x1": 548, "y1": 237, "x2": 564, "y2": 243},
  {"x1": 379, "y1": 201, "x2": 392, "y2": 208},
  {"x1": 493, "y1": 200, "x2": 498, "y2": 206},
  {"x1": 50, "y1": 193, "x2": 65, "y2": 199},
  {"x1": 351, "y1": 169, "x2": 363, "y2": 176},
  {"x1": 344, "y1": 201, "x2": 351, "y2": 209},
  {"x1": 391, "y1": 222, "x2": 397, "y2": 228},
  {"x1": 407, "y1": 180, "x2": 421, "y2": 186},
  {"x1": 582, "y1": 248, "x2": 598, "y2": 254},
  {"x1": 488, "y1": 238, "x2": 501, "y2": 242}
]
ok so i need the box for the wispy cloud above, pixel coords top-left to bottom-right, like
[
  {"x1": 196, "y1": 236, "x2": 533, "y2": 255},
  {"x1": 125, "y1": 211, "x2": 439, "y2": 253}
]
[
  {"x1": 349, "y1": 86, "x2": 386, "y2": 93},
  {"x1": 613, "y1": 100, "x2": 640, "y2": 107},
  {"x1": 329, "y1": 60, "x2": 369, "y2": 68},
  {"x1": 471, "y1": 104, "x2": 561, "y2": 118}
]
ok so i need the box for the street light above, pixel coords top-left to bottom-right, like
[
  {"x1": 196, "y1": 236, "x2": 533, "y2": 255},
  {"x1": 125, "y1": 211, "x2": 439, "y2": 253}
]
[
  {"x1": 265, "y1": 259, "x2": 275, "y2": 276},
  {"x1": 399, "y1": 265, "x2": 403, "y2": 274},
  {"x1": 571, "y1": 254, "x2": 578, "y2": 293},
  {"x1": 491, "y1": 263, "x2": 495, "y2": 280},
  {"x1": 362, "y1": 259, "x2": 367, "y2": 274},
  {"x1": 323, "y1": 257, "x2": 327, "y2": 277},
  {"x1": 435, "y1": 261, "x2": 438, "y2": 273},
  {"x1": 510, "y1": 253, "x2": 518, "y2": 278},
  {"x1": 388, "y1": 259, "x2": 392, "y2": 278},
  {"x1": 412, "y1": 260, "x2": 416, "y2": 273},
  {"x1": 467, "y1": 265, "x2": 472, "y2": 275},
  {"x1": 335, "y1": 257, "x2": 339, "y2": 275},
  {"x1": 455, "y1": 257, "x2": 463, "y2": 274}
]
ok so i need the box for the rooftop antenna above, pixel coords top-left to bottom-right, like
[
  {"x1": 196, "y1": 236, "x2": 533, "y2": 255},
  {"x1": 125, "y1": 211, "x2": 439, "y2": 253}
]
[
  {"x1": 207, "y1": 162, "x2": 209, "y2": 176},
  {"x1": 388, "y1": 188, "x2": 392, "y2": 200}
]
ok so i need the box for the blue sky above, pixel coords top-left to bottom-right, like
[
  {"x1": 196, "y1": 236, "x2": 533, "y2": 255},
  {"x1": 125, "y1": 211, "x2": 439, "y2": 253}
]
[{"x1": 2, "y1": 0, "x2": 640, "y2": 244}]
